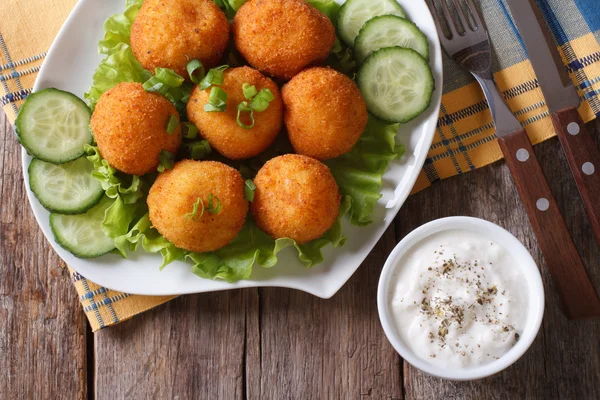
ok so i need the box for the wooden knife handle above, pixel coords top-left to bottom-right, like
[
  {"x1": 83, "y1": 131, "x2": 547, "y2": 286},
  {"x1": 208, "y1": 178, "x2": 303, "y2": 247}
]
[
  {"x1": 498, "y1": 129, "x2": 600, "y2": 319},
  {"x1": 551, "y1": 108, "x2": 600, "y2": 247}
]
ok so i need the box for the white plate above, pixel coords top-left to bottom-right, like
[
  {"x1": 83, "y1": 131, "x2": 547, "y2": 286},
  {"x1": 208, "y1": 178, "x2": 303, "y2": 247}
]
[{"x1": 23, "y1": 0, "x2": 443, "y2": 297}]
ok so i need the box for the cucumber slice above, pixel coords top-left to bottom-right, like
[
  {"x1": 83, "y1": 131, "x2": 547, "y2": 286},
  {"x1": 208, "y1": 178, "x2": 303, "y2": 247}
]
[
  {"x1": 355, "y1": 16, "x2": 429, "y2": 65},
  {"x1": 29, "y1": 157, "x2": 104, "y2": 214},
  {"x1": 50, "y1": 196, "x2": 116, "y2": 258},
  {"x1": 358, "y1": 47, "x2": 434, "y2": 123},
  {"x1": 16, "y1": 88, "x2": 92, "y2": 164},
  {"x1": 338, "y1": 0, "x2": 405, "y2": 46}
]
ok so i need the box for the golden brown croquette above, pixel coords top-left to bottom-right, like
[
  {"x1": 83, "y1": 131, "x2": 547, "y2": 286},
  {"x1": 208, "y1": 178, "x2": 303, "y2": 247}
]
[
  {"x1": 187, "y1": 66, "x2": 283, "y2": 159},
  {"x1": 147, "y1": 160, "x2": 248, "y2": 253},
  {"x1": 131, "y1": 0, "x2": 229, "y2": 77},
  {"x1": 233, "y1": 0, "x2": 336, "y2": 80},
  {"x1": 90, "y1": 82, "x2": 181, "y2": 176},
  {"x1": 282, "y1": 67, "x2": 368, "y2": 160},
  {"x1": 251, "y1": 154, "x2": 341, "y2": 244}
]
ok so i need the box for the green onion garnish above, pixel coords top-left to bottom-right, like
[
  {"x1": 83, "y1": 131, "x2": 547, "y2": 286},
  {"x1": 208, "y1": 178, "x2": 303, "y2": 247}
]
[
  {"x1": 186, "y1": 59, "x2": 205, "y2": 84},
  {"x1": 166, "y1": 115, "x2": 179, "y2": 135},
  {"x1": 199, "y1": 65, "x2": 229, "y2": 90},
  {"x1": 236, "y1": 101, "x2": 255, "y2": 129},
  {"x1": 181, "y1": 122, "x2": 199, "y2": 139},
  {"x1": 143, "y1": 68, "x2": 185, "y2": 94},
  {"x1": 204, "y1": 87, "x2": 228, "y2": 112},
  {"x1": 183, "y1": 140, "x2": 212, "y2": 160},
  {"x1": 250, "y1": 88, "x2": 275, "y2": 112},
  {"x1": 242, "y1": 83, "x2": 258, "y2": 100},
  {"x1": 157, "y1": 150, "x2": 175, "y2": 172},
  {"x1": 244, "y1": 179, "x2": 256, "y2": 202},
  {"x1": 205, "y1": 193, "x2": 222, "y2": 214},
  {"x1": 185, "y1": 197, "x2": 205, "y2": 221},
  {"x1": 185, "y1": 193, "x2": 222, "y2": 221}
]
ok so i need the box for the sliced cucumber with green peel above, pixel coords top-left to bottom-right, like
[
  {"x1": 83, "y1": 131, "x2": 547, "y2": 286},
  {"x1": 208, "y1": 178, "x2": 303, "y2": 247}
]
[
  {"x1": 16, "y1": 88, "x2": 92, "y2": 164},
  {"x1": 355, "y1": 16, "x2": 429, "y2": 65},
  {"x1": 29, "y1": 157, "x2": 103, "y2": 214},
  {"x1": 358, "y1": 47, "x2": 434, "y2": 123},
  {"x1": 338, "y1": 0, "x2": 406, "y2": 46},
  {"x1": 50, "y1": 196, "x2": 116, "y2": 258}
]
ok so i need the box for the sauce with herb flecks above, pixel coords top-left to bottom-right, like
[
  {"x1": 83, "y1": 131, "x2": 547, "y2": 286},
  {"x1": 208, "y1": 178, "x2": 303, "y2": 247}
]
[{"x1": 390, "y1": 230, "x2": 528, "y2": 368}]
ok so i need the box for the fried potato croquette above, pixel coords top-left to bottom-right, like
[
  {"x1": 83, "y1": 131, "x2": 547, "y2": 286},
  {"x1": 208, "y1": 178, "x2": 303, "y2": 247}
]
[
  {"x1": 147, "y1": 160, "x2": 248, "y2": 253},
  {"x1": 131, "y1": 0, "x2": 229, "y2": 77},
  {"x1": 187, "y1": 66, "x2": 283, "y2": 159},
  {"x1": 251, "y1": 154, "x2": 341, "y2": 244},
  {"x1": 282, "y1": 67, "x2": 368, "y2": 160},
  {"x1": 90, "y1": 82, "x2": 181, "y2": 176},
  {"x1": 233, "y1": 0, "x2": 336, "y2": 80}
]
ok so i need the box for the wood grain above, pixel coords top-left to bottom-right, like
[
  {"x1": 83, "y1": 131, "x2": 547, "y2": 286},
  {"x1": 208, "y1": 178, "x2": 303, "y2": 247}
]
[
  {"x1": 498, "y1": 128, "x2": 600, "y2": 318},
  {"x1": 253, "y1": 226, "x2": 403, "y2": 400},
  {"x1": 399, "y1": 121, "x2": 600, "y2": 400},
  {"x1": 0, "y1": 111, "x2": 88, "y2": 399},
  {"x1": 93, "y1": 289, "x2": 256, "y2": 399},
  {"x1": 552, "y1": 108, "x2": 600, "y2": 248}
]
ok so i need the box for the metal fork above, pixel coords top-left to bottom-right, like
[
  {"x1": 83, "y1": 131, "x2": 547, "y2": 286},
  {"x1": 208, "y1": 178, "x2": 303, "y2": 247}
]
[{"x1": 426, "y1": 0, "x2": 600, "y2": 318}]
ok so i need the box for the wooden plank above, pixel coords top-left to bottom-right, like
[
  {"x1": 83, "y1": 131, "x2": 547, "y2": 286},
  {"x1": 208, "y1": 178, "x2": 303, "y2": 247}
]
[
  {"x1": 398, "y1": 121, "x2": 600, "y2": 399},
  {"x1": 94, "y1": 288, "x2": 256, "y2": 399},
  {"x1": 252, "y1": 226, "x2": 403, "y2": 399},
  {"x1": 0, "y1": 111, "x2": 88, "y2": 399}
]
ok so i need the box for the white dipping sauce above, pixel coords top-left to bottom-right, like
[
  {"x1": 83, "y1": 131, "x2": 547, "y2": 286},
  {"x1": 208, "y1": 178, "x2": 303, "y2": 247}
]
[{"x1": 389, "y1": 230, "x2": 528, "y2": 369}]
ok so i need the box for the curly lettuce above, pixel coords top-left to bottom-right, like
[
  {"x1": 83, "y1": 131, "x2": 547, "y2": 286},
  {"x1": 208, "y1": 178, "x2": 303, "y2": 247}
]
[{"x1": 83, "y1": 0, "x2": 405, "y2": 283}]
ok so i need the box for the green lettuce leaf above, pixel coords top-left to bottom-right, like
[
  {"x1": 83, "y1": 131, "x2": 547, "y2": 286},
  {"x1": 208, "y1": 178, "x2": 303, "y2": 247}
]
[
  {"x1": 186, "y1": 196, "x2": 351, "y2": 282},
  {"x1": 113, "y1": 214, "x2": 186, "y2": 268},
  {"x1": 84, "y1": 145, "x2": 144, "y2": 205},
  {"x1": 85, "y1": 0, "x2": 149, "y2": 109},
  {"x1": 327, "y1": 117, "x2": 403, "y2": 226},
  {"x1": 306, "y1": 0, "x2": 340, "y2": 23}
]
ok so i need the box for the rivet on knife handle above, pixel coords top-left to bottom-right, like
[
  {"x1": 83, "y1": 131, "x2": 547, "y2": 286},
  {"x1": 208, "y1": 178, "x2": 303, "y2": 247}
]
[
  {"x1": 551, "y1": 108, "x2": 600, "y2": 247},
  {"x1": 498, "y1": 129, "x2": 600, "y2": 319}
]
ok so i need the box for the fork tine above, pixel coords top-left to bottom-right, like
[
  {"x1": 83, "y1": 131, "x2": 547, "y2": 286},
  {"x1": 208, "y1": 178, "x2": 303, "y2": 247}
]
[
  {"x1": 451, "y1": 0, "x2": 470, "y2": 32},
  {"x1": 425, "y1": 0, "x2": 451, "y2": 41},
  {"x1": 436, "y1": 0, "x2": 459, "y2": 38},
  {"x1": 464, "y1": 0, "x2": 484, "y2": 30}
]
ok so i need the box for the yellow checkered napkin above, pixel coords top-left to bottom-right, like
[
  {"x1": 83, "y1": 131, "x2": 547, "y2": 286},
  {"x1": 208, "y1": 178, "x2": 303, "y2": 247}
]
[{"x1": 2, "y1": 0, "x2": 599, "y2": 331}]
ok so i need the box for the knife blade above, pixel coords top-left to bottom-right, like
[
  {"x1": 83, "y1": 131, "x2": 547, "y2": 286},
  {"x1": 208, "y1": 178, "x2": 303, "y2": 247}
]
[
  {"x1": 507, "y1": 0, "x2": 600, "y2": 248},
  {"x1": 506, "y1": 0, "x2": 579, "y2": 112}
]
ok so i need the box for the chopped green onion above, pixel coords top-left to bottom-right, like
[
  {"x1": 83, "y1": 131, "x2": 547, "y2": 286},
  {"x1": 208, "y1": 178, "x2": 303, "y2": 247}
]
[
  {"x1": 143, "y1": 68, "x2": 185, "y2": 94},
  {"x1": 242, "y1": 83, "x2": 258, "y2": 99},
  {"x1": 186, "y1": 59, "x2": 205, "y2": 84},
  {"x1": 182, "y1": 140, "x2": 212, "y2": 160},
  {"x1": 204, "y1": 87, "x2": 228, "y2": 112},
  {"x1": 185, "y1": 197, "x2": 205, "y2": 221},
  {"x1": 250, "y1": 88, "x2": 275, "y2": 112},
  {"x1": 199, "y1": 65, "x2": 229, "y2": 90},
  {"x1": 244, "y1": 179, "x2": 256, "y2": 202},
  {"x1": 239, "y1": 164, "x2": 254, "y2": 179},
  {"x1": 157, "y1": 150, "x2": 175, "y2": 172},
  {"x1": 236, "y1": 101, "x2": 255, "y2": 129},
  {"x1": 166, "y1": 115, "x2": 179, "y2": 135},
  {"x1": 181, "y1": 122, "x2": 198, "y2": 139},
  {"x1": 205, "y1": 193, "x2": 222, "y2": 214}
]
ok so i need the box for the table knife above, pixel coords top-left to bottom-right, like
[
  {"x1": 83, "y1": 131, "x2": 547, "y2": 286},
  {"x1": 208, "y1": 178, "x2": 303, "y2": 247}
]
[{"x1": 506, "y1": 0, "x2": 600, "y2": 248}]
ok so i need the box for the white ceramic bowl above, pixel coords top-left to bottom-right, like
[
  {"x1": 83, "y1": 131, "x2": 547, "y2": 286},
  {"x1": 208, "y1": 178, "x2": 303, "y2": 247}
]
[{"x1": 377, "y1": 217, "x2": 545, "y2": 380}]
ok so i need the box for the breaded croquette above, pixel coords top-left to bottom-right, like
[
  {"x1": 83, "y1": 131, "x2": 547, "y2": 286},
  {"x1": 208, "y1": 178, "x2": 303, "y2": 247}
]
[
  {"x1": 90, "y1": 82, "x2": 181, "y2": 176},
  {"x1": 131, "y1": 0, "x2": 230, "y2": 77},
  {"x1": 187, "y1": 66, "x2": 283, "y2": 159},
  {"x1": 251, "y1": 154, "x2": 341, "y2": 244},
  {"x1": 147, "y1": 160, "x2": 248, "y2": 253},
  {"x1": 233, "y1": 0, "x2": 335, "y2": 80},
  {"x1": 282, "y1": 67, "x2": 368, "y2": 160}
]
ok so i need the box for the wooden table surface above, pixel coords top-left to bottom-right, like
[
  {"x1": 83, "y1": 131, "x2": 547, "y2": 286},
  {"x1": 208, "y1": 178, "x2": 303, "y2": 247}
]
[{"x1": 1, "y1": 109, "x2": 599, "y2": 399}]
